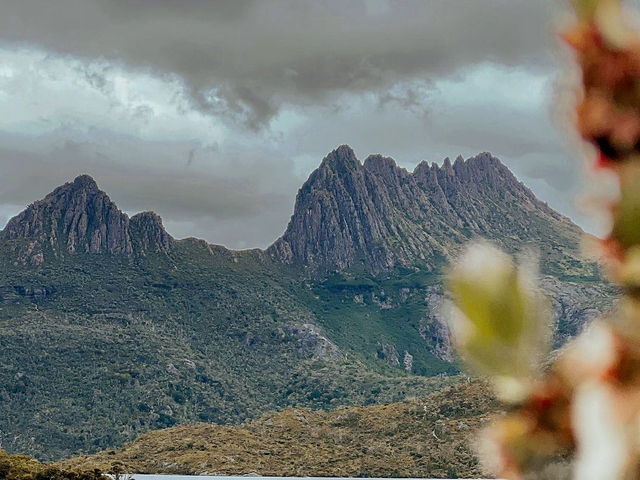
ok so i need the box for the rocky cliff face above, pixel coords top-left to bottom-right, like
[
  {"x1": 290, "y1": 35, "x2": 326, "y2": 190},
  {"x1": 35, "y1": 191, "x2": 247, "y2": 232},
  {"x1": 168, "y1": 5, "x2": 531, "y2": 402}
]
[
  {"x1": 130, "y1": 211, "x2": 173, "y2": 254},
  {"x1": 413, "y1": 278, "x2": 615, "y2": 363},
  {"x1": 271, "y1": 145, "x2": 590, "y2": 276},
  {"x1": 0, "y1": 175, "x2": 173, "y2": 264}
]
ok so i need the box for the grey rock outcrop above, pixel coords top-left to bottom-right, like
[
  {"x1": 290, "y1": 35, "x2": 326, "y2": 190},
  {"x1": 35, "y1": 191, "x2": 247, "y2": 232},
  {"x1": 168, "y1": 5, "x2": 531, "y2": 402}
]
[
  {"x1": 380, "y1": 343, "x2": 400, "y2": 367},
  {"x1": 270, "y1": 146, "x2": 590, "y2": 277},
  {"x1": 130, "y1": 211, "x2": 173, "y2": 254},
  {"x1": 414, "y1": 278, "x2": 615, "y2": 363},
  {"x1": 403, "y1": 351, "x2": 414, "y2": 372},
  {"x1": 540, "y1": 276, "x2": 617, "y2": 345},
  {"x1": 0, "y1": 175, "x2": 173, "y2": 263},
  {"x1": 288, "y1": 323, "x2": 343, "y2": 361}
]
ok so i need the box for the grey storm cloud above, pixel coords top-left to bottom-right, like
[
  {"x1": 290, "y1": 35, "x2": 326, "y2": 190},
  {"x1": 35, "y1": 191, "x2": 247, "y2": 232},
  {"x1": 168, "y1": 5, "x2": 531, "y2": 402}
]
[
  {"x1": 0, "y1": 0, "x2": 558, "y2": 128},
  {"x1": 0, "y1": 0, "x2": 618, "y2": 247}
]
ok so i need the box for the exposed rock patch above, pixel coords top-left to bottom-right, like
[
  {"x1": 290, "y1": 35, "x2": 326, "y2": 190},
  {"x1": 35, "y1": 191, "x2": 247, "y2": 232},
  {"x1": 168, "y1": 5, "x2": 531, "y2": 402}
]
[
  {"x1": 380, "y1": 343, "x2": 400, "y2": 367},
  {"x1": 130, "y1": 212, "x2": 173, "y2": 254},
  {"x1": 287, "y1": 323, "x2": 343, "y2": 361}
]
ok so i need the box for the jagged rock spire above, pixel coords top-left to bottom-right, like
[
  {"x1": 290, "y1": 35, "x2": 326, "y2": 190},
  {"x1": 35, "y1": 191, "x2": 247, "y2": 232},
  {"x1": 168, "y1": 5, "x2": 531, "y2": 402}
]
[
  {"x1": 0, "y1": 175, "x2": 173, "y2": 264},
  {"x1": 271, "y1": 146, "x2": 584, "y2": 275},
  {"x1": 130, "y1": 211, "x2": 173, "y2": 254}
]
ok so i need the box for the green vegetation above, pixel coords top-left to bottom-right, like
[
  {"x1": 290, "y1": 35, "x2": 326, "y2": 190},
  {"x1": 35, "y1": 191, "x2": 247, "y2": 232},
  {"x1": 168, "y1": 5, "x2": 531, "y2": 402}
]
[
  {"x1": 0, "y1": 239, "x2": 455, "y2": 460},
  {"x1": 0, "y1": 173, "x2": 614, "y2": 462},
  {"x1": 0, "y1": 449, "x2": 104, "y2": 480},
  {"x1": 63, "y1": 381, "x2": 499, "y2": 479},
  {"x1": 306, "y1": 270, "x2": 458, "y2": 376}
]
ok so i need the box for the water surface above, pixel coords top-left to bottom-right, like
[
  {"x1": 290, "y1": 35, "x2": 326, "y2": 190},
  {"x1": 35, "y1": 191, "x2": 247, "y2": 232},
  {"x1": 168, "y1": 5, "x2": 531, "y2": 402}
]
[{"x1": 133, "y1": 475, "x2": 491, "y2": 480}]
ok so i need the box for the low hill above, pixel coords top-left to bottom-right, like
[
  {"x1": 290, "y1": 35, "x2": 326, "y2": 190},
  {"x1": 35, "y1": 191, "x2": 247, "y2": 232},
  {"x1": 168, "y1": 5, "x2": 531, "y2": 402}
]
[
  {"x1": 0, "y1": 448, "x2": 104, "y2": 480},
  {"x1": 62, "y1": 381, "x2": 499, "y2": 479}
]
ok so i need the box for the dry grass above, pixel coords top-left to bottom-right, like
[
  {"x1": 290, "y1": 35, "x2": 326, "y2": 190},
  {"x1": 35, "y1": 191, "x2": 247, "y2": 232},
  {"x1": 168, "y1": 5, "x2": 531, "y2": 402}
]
[{"x1": 63, "y1": 381, "x2": 500, "y2": 478}]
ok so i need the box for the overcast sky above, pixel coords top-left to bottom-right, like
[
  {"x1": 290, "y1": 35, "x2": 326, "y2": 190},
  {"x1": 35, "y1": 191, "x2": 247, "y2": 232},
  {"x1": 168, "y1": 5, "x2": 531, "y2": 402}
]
[{"x1": 0, "y1": 0, "x2": 619, "y2": 249}]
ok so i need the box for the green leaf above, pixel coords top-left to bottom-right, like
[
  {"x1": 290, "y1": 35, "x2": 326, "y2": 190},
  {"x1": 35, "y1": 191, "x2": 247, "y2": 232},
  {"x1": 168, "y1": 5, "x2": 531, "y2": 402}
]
[{"x1": 448, "y1": 242, "x2": 552, "y2": 402}]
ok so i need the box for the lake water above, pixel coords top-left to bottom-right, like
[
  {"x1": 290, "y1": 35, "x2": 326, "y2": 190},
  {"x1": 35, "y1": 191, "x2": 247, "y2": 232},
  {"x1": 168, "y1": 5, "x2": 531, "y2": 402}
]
[{"x1": 133, "y1": 475, "x2": 492, "y2": 480}]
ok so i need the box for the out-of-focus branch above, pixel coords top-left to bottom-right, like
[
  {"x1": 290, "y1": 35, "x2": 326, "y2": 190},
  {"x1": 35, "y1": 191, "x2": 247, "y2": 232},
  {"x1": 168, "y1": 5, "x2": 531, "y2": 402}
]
[{"x1": 447, "y1": 1, "x2": 640, "y2": 478}]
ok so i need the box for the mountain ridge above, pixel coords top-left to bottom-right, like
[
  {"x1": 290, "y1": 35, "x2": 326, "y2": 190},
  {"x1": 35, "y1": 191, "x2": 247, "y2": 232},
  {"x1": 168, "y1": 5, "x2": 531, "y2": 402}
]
[
  {"x1": 1, "y1": 145, "x2": 586, "y2": 278},
  {"x1": 0, "y1": 146, "x2": 615, "y2": 460},
  {"x1": 270, "y1": 145, "x2": 589, "y2": 276}
]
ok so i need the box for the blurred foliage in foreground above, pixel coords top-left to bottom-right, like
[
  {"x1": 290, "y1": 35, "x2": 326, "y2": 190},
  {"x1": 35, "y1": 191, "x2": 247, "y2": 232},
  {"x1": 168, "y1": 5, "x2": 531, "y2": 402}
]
[{"x1": 447, "y1": 1, "x2": 640, "y2": 478}]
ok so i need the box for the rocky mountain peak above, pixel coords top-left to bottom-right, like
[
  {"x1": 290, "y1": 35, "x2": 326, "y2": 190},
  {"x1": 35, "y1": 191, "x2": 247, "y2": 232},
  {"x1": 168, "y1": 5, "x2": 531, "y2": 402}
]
[
  {"x1": 315, "y1": 145, "x2": 361, "y2": 177},
  {"x1": 326, "y1": 144, "x2": 359, "y2": 165},
  {"x1": 0, "y1": 175, "x2": 172, "y2": 264},
  {"x1": 363, "y1": 154, "x2": 402, "y2": 175},
  {"x1": 71, "y1": 174, "x2": 100, "y2": 191},
  {"x1": 130, "y1": 211, "x2": 174, "y2": 254},
  {"x1": 450, "y1": 152, "x2": 514, "y2": 182},
  {"x1": 271, "y1": 147, "x2": 589, "y2": 276}
]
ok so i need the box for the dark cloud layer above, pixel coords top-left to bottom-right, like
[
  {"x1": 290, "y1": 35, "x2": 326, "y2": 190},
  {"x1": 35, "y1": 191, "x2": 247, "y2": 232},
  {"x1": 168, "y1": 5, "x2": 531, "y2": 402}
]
[
  {"x1": 1, "y1": 0, "x2": 557, "y2": 127},
  {"x1": 0, "y1": 0, "x2": 615, "y2": 247}
]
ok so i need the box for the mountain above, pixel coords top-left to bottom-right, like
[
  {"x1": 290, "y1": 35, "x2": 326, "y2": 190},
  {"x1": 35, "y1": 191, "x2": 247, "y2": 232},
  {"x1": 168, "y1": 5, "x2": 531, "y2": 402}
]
[
  {"x1": 0, "y1": 146, "x2": 615, "y2": 460},
  {"x1": 271, "y1": 145, "x2": 590, "y2": 277},
  {"x1": 0, "y1": 175, "x2": 172, "y2": 266}
]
